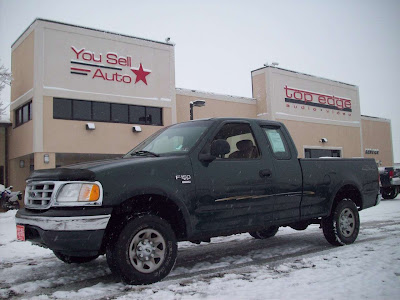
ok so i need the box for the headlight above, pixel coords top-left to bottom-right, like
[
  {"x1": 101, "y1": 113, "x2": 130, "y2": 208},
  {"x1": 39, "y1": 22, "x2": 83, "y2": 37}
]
[{"x1": 57, "y1": 183, "x2": 100, "y2": 202}]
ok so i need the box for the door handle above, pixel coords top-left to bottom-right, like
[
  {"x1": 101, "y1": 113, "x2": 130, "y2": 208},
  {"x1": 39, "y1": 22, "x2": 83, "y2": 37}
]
[{"x1": 259, "y1": 169, "x2": 272, "y2": 178}]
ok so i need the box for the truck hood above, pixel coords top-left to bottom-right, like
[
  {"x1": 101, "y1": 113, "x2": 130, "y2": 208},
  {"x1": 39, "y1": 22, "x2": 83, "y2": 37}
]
[{"x1": 27, "y1": 156, "x2": 163, "y2": 181}]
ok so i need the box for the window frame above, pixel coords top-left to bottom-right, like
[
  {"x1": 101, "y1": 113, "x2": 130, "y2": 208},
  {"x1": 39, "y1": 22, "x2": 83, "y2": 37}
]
[{"x1": 15, "y1": 101, "x2": 32, "y2": 128}]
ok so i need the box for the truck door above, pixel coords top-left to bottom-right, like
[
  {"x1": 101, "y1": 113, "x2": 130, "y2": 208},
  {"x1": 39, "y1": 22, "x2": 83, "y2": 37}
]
[
  {"x1": 260, "y1": 125, "x2": 303, "y2": 223},
  {"x1": 192, "y1": 121, "x2": 276, "y2": 233}
]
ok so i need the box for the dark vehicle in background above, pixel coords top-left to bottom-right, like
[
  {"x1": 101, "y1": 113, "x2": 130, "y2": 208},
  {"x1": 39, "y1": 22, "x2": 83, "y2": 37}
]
[
  {"x1": 379, "y1": 166, "x2": 400, "y2": 199},
  {"x1": 15, "y1": 118, "x2": 380, "y2": 285}
]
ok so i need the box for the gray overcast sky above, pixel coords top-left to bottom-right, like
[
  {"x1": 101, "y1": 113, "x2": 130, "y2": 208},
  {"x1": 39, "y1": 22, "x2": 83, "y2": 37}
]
[{"x1": 1, "y1": 0, "x2": 399, "y2": 162}]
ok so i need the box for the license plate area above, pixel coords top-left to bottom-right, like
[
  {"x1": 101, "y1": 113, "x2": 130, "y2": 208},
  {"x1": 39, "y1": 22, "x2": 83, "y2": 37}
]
[{"x1": 16, "y1": 225, "x2": 25, "y2": 241}]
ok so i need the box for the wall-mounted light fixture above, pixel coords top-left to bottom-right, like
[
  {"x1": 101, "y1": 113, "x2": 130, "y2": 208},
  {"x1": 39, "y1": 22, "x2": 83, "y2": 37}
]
[
  {"x1": 320, "y1": 138, "x2": 328, "y2": 143},
  {"x1": 132, "y1": 125, "x2": 142, "y2": 132},
  {"x1": 86, "y1": 123, "x2": 96, "y2": 130},
  {"x1": 19, "y1": 160, "x2": 25, "y2": 168},
  {"x1": 44, "y1": 154, "x2": 50, "y2": 164}
]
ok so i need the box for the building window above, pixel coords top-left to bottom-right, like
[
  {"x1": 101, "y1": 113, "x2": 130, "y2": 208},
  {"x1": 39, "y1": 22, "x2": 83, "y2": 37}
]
[
  {"x1": 53, "y1": 97, "x2": 163, "y2": 126},
  {"x1": 93, "y1": 101, "x2": 110, "y2": 122},
  {"x1": 53, "y1": 98, "x2": 72, "y2": 120},
  {"x1": 111, "y1": 103, "x2": 128, "y2": 123},
  {"x1": 15, "y1": 101, "x2": 32, "y2": 127},
  {"x1": 73, "y1": 100, "x2": 91, "y2": 120},
  {"x1": 304, "y1": 148, "x2": 341, "y2": 158},
  {"x1": 129, "y1": 105, "x2": 146, "y2": 124},
  {"x1": 147, "y1": 107, "x2": 162, "y2": 126}
]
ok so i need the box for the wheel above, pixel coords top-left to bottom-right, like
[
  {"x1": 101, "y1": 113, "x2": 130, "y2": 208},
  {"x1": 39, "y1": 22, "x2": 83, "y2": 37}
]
[
  {"x1": 106, "y1": 215, "x2": 177, "y2": 285},
  {"x1": 381, "y1": 187, "x2": 399, "y2": 199},
  {"x1": 322, "y1": 199, "x2": 360, "y2": 246},
  {"x1": 249, "y1": 226, "x2": 279, "y2": 239},
  {"x1": 53, "y1": 251, "x2": 99, "y2": 264}
]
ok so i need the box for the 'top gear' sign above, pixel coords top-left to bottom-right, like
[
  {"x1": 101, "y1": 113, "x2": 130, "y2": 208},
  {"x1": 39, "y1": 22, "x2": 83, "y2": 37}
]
[{"x1": 70, "y1": 46, "x2": 151, "y2": 85}]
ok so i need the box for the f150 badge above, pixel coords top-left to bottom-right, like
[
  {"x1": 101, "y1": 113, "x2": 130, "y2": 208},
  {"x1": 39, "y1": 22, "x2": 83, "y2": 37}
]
[{"x1": 176, "y1": 175, "x2": 191, "y2": 184}]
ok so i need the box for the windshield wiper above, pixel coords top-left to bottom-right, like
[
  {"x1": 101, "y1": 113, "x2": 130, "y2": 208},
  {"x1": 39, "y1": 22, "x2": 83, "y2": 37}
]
[{"x1": 130, "y1": 150, "x2": 160, "y2": 157}]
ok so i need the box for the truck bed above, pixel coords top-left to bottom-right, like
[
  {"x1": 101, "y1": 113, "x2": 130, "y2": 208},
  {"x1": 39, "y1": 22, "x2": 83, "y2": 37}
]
[{"x1": 299, "y1": 158, "x2": 379, "y2": 219}]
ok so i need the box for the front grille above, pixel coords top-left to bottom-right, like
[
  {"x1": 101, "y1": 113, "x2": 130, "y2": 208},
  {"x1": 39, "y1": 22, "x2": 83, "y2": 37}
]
[{"x1": 25, "y1": 182, "x2": 55, "y2": 209}]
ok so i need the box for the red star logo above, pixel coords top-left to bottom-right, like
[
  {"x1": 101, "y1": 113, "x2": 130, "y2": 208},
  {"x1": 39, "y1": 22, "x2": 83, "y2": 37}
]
[{"x1": 131, "y1": 63, "x2": 151, "y2": 85}]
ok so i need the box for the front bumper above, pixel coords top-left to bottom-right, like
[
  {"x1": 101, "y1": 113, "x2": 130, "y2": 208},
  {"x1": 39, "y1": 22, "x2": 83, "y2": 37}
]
[
  {"x1": 15, "y1": 214, "x2": 111, "y2": 231},
  {"x1": 15, "y1": 208, "x2": 111, "y2": 256}
]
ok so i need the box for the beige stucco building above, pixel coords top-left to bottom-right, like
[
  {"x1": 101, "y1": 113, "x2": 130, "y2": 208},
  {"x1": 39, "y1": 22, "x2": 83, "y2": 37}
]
[{"x1": 4, "y1": 19, "x2": 394, "y2": 193}]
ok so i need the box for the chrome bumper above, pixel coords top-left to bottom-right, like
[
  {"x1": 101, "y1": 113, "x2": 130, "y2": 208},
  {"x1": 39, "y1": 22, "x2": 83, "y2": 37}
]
[
  {"x1": 391, "y1": 177, "x2": 400, "y2": 186},
  {"x1": 15, "y1": 214, "x2": 111, "y2": 231}
]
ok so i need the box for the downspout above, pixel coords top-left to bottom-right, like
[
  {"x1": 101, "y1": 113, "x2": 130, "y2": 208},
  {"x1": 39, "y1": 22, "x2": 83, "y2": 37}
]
[{"x1": 5, "y1": 125, "x2": 9, "y2": 187}]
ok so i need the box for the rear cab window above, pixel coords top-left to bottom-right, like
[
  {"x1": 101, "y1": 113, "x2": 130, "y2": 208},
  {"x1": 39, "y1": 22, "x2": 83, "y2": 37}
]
[{"x1": 262, "y1": 127, "x2": 291, "y2": 159}]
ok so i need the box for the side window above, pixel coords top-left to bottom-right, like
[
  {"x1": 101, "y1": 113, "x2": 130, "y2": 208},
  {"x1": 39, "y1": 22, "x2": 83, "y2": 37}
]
[
  {"x1": 262, "y1": 127, "x2": 290, "y2": 159},
  {"x1": 212, "y1": 123, "x2": 259, "y2": 159}
]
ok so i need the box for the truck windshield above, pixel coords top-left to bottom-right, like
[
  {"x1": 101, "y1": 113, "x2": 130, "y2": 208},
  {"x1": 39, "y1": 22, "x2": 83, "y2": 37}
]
[{"x1": 124, "y1": 120, "x2": 212, "y2": 157}]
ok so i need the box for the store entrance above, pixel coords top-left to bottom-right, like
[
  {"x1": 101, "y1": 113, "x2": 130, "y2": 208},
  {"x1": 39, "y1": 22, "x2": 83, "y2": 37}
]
[{"x1": 304, "y1": 148, "x2": 341, "y2": 158}]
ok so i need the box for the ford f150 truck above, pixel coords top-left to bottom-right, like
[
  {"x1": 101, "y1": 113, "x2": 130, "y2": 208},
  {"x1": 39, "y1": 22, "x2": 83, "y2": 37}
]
[{"x1": 16, "y1": 118, "x2": 380, "y2": 285}]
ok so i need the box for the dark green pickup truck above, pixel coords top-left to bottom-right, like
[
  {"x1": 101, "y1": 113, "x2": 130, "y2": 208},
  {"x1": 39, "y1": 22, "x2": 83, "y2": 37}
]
[{"x1": 16, "y1": 118, "x2": 380, "y2": 284}]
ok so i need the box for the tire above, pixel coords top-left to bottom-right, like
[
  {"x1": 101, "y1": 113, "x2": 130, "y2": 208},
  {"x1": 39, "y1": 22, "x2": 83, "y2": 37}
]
[
  {"x1": 381, "y1": 187, "x2": 399, "y2": 200},
  {"x1": 106, "y1": 215, "x2": 177, "y2": 285},
  {"x1": 322, "y1": 199, "x2": 360, "y2": 246},
  {"x1": 53, "y1": 251, "x2": 99, "y2": 264},
  {"x1": 249, "y1": 226, "x2": 279, "y2": 239}
]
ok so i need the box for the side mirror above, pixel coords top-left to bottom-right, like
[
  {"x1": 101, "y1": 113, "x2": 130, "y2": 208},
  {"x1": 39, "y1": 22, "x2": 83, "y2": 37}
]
[
  {"x1": 199, "y1": 153, "x2": 216, "y2": 163},
  {"x1": 210, "y1": 139, "x2": 230, "y2": 158},
  {"x1": 199, "y1": 139, "x2": 230, "y2": 163}
]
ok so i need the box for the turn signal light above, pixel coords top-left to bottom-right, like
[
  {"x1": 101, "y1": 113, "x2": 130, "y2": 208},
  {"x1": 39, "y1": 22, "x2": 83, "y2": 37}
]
[{"x1": 79, "y1": 184, "x2": 100, "y2": 202}]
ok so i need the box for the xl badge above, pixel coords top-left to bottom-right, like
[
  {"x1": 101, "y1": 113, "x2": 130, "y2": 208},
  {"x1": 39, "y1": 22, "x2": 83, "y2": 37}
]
[{"x1": 176, "y1": 175, "x2": 191, "y2": 184}]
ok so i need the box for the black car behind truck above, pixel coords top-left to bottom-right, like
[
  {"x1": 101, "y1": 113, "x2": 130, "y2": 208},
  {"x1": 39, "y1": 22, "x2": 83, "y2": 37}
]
[
  {"x1": 379, "y1": 166, "x2": 400, "y2": 199},
  {"x1": 16, "y1": 118, "x2": 380, "y2": 284}
]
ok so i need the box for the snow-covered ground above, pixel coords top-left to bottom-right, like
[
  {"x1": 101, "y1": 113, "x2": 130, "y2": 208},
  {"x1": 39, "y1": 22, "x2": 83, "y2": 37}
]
[{"x1": 1, "y1": 197, "x2": 399, "y2": 299}]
